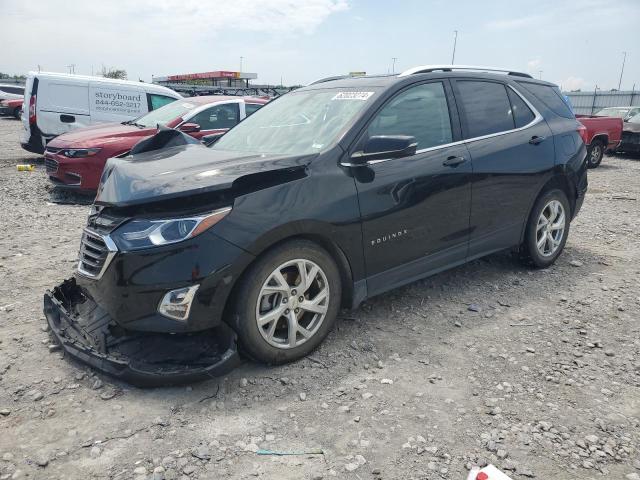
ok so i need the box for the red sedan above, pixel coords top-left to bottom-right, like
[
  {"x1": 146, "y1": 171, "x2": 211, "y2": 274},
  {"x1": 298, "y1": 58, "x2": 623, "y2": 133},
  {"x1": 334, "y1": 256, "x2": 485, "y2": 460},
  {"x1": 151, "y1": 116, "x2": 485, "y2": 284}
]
[{"x1": 44, "y1": 96, "x2": 267, "y2": 192}]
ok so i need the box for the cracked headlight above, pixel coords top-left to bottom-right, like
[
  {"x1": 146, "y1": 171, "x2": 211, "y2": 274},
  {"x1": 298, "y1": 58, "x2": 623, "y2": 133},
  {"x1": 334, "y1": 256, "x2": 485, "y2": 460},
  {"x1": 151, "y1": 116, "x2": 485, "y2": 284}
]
[{"x1": 112, "y1": 207, "x2": 231, "y2": 251}]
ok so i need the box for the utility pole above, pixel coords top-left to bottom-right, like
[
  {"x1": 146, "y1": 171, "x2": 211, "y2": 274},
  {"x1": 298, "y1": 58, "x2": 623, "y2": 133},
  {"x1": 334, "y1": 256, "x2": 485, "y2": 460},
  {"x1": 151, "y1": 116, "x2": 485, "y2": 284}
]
[
  {"x1": 618, "y1": 51, "x2": 627, "y2": 90},
  {"x1": 391, "y1": 57, "x2": 397, "y2": 74},
  {"x1": 451, "y1": 30, "x2": 458, "y2": 64},
  {"x1": 538, "y1": 70, "x2": 543, "y2": 80},
  {"x1": 67, "y1": 64, "x2": 75, "y2": 74},
  {"x1": 240, "y1": 56, "x2": 244, "y2": 72}
]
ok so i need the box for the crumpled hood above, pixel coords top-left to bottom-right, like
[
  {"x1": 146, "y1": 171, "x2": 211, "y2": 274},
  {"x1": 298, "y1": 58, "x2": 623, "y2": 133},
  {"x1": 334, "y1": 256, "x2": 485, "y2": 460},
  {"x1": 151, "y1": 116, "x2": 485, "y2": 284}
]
[
  {"x1": 48, "y1": 122, "x2": 155, "y2": 148},
  {"x1": 95, "y1": 143, "x2": 315, "y2": 207}
]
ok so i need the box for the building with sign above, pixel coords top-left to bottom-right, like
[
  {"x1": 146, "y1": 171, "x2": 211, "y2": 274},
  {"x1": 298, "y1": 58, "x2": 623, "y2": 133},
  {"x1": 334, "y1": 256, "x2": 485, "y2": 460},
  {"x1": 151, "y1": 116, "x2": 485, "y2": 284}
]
[{"x1": 152, "y1": 71, "x2": 258, "y2": 89}]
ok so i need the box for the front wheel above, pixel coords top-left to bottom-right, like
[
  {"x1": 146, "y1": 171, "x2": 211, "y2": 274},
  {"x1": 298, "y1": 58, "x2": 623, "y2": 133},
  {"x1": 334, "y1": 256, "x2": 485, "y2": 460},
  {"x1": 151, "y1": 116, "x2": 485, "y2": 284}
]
[
  {"x1": 232, "y1": 240, "x2": 341, "y2": 364},
  {"x1": 586, "y1": 140, "x2": 604, "y2": 168},
  {"x1": 520, "y1": 189, "x2": 570, "y2": 268}
]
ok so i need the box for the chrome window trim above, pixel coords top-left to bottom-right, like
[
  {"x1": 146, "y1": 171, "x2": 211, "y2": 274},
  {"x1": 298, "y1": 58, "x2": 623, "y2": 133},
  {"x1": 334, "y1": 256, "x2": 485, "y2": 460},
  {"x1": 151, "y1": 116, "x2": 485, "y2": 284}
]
[
  {"x1": 341, "y1": 84, "x2": 543, "y2": 167},
  {"x1": 77, "y1": 228, "x2": 118, "y2": 280}
]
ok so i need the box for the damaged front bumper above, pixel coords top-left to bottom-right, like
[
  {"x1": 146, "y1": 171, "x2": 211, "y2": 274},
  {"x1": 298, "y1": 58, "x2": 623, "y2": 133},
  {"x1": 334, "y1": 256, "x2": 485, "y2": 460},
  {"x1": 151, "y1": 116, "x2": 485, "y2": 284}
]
[{"x1": 43, "y1": 278, "x2": 241, "y2": 387}]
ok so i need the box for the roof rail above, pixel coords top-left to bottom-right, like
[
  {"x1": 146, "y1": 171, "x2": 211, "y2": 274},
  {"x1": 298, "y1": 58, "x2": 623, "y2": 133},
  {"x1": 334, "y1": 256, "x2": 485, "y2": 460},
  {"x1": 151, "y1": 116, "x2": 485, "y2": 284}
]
[
  {"x1": 308, "y1": 75, "x2": 350, "y2": 86},
  {"x1": 398, "y1": 65, "x2": 533, "y2": 79}
]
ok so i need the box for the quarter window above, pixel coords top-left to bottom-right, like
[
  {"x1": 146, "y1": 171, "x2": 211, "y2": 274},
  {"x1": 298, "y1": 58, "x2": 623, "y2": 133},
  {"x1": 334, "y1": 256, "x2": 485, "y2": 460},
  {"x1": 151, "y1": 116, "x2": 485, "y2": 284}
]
[
  {"x1": 507, "y1": 88, "x2": 535, "y2": 128},
  {"x1": 518, "y1": 82, "x2": 574, "y2": 119},
  {"x1": 457, "y1": 81, "x2": 514, "y2": 138},
  {"x1": 189, "y1": 103, "x2": 240, "y2": 130},
  {"x1": 367, "y1": 82, "x2": 453, "y2": 150}
]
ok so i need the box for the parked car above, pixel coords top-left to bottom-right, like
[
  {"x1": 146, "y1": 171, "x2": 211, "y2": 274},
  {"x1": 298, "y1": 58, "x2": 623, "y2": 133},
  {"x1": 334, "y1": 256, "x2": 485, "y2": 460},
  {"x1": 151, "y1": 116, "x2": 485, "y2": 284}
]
[
  {"x1": 0, "y1": 98, "x2": 23, "y2": 119},
  {"x1": 618, "y1": 113, "x2": 640, "y2": 154},
  {"x1": 575, "y1": 115, "x2": 623, "y2": 168},
  {"x1": 44, "y1": 96, "x2": 267, "y2": 192},
  {"x1": 44, "y1": 65, "x2": 588, "y2": 385},
  {"x1": 595, "y1": 106, "x2": 640, "y2": 122},
  {"x1": 0, "y1": 83, "x2": 24, "y2": 101},
  {"x1": 21, "y1": 72, "x2": 182, "y2": 154}
]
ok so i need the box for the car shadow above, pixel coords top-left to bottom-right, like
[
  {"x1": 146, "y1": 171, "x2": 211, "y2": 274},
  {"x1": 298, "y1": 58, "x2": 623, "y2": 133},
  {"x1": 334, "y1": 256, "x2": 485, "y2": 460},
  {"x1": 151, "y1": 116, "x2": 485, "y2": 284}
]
[{"x1": 48, "y1": 187, "x2": 94, "y2": 205}]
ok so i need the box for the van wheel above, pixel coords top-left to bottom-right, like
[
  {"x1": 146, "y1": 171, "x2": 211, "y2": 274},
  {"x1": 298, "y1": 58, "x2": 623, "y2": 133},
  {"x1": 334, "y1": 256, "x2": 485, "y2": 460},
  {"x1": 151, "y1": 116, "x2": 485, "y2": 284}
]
[
  {"x1": 520, "y1": 189, "x2": 570, "y2": 268},
  {"x1": 232, "y1": 240, "x2": 341, "y2": 364},
  {"x1": 13, "y1": 107, "x2": 22, "y2": 120},
  {"x1": 586, "y1": 140, "x2": 604, "y2": 168}
]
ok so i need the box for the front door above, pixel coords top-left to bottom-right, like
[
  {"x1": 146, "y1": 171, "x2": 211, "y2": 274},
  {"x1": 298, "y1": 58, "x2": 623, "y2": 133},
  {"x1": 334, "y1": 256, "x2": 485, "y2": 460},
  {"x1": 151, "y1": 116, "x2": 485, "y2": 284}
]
[{"x1": 351, "y1": 80, "x2": 473, "y2": 296}]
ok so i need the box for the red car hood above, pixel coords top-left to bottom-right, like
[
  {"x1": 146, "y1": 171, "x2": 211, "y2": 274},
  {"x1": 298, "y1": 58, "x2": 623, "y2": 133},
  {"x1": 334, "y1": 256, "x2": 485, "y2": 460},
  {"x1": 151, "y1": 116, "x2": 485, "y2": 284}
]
[{"x1": 48, "y1": 123, "x2": 157, "y2": 149}]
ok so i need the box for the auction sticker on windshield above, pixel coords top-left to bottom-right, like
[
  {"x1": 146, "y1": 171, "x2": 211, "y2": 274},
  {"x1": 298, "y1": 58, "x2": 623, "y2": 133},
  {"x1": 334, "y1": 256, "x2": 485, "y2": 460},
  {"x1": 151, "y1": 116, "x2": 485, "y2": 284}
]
[{"x1": 332, "y1": 91, "x2": 374, "y2": 101}]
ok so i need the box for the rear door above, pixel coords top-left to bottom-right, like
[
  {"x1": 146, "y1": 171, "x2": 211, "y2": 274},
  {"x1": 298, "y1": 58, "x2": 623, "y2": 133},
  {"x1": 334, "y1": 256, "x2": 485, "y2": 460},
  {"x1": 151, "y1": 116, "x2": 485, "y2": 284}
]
[
  {"x1": 451, "y1": 79, "x2": 554, "y2": 258},
  {"x1": 37, "y1": 78, "x2": 90, "y2": 136},
  {"x1": 352, "y1": 80, "x2": 472, "y2": 295}
]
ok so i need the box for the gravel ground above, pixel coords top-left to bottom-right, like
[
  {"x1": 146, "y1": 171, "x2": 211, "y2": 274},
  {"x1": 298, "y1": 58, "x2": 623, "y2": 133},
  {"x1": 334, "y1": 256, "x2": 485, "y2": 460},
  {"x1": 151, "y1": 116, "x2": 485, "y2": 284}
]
[{"x1": 0, "y1": 116, "x2": 639, "y2": 480}]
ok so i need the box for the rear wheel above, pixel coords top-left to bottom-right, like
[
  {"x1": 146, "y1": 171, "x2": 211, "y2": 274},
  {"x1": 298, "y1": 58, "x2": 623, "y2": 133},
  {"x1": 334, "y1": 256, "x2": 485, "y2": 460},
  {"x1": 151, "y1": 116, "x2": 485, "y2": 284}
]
[
  {"x1": 232, "y1": 240, "x2": 341, "y2": 364},
  {"x1": 586, "y1": 140, "x2": 604, "y2": 168},
  {"x1": 520, "y1": 189, "x2": 570, "y2": 268}
]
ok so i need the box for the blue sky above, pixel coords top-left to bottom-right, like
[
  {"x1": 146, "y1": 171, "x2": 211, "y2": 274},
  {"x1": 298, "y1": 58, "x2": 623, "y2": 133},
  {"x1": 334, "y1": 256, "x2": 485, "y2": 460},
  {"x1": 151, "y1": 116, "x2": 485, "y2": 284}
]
[{"x1": 2, "y1": 0, "x2": 639, "y2": 91}]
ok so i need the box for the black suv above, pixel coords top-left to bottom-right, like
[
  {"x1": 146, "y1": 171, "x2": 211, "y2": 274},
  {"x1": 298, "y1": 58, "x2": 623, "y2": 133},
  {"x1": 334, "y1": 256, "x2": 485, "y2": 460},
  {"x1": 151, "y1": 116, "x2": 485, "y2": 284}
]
[{"x1": 44, "y1": 66, "x2": 588, "y2": 385}]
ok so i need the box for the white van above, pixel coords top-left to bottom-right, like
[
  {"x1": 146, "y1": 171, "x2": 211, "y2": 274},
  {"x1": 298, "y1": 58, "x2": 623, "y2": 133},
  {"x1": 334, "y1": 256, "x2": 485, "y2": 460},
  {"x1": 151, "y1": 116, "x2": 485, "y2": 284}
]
[
  {"x1": 21, "y1": 72, "x2": 182, "y2": 154},
  {"x1": 0, "y1": 84, "x2": 25, "y2": 101}
]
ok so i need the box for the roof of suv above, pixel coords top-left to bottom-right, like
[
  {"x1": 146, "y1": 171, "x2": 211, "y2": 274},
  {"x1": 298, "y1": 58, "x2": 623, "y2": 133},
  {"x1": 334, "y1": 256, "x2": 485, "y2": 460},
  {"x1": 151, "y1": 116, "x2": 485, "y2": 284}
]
[{"x1": 305, "y1": 65, "x2": 558, "y2": 90}]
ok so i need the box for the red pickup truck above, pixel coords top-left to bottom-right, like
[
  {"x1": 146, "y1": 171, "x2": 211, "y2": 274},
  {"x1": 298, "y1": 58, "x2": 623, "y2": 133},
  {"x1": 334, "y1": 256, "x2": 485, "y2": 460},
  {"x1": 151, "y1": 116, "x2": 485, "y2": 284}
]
[{"x1": 575, "y1": 115, "x2": 623, "y2": 168}]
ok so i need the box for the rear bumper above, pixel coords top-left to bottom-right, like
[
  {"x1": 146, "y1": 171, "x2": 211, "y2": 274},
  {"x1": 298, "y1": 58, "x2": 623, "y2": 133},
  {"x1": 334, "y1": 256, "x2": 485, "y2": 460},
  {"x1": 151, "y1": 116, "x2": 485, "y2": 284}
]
[
  {"x1": 44, "y1": 278, "x2": 242, "y2": 387},
  {"x1": 0, "y1": 106, "x2": 13, "y2": 116}
]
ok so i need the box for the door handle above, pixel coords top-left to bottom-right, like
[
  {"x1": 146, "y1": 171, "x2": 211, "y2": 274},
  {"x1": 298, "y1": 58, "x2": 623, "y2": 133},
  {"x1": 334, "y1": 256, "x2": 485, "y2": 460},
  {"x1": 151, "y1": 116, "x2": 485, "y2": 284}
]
[
  {"x1": 442, "y1": 155, "x2": 466, "y2": 167},
  {"x1": 529, "y1": 135, "x2": 546, "y2": 145},
  {"x1": 60, "y1": 114, "x2": 75, "y2": 123}
]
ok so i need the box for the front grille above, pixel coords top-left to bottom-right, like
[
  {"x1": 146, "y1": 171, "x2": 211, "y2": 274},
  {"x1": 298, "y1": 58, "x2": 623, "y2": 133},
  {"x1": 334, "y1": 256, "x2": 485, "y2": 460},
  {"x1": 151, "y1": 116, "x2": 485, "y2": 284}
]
[
  {"x1": 77, "y1": 229, "x2": 117, "y2": 279},
  {"x1": 44, "y1": 157, "x2": 58, "y2": 173}
]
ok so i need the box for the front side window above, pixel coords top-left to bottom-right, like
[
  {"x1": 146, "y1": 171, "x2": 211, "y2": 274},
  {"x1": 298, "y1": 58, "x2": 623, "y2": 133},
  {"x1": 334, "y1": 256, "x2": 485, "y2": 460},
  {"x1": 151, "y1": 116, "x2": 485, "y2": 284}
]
[
  {"x1": 148, "y1": 94, "x2": 177, "y2": 111},
  {"x1": 189, "y1": 103, "x2": 240, "y2": 129},
  {"x1": 367, "y1": 82, "x2": 453, "y2": 150},
  {"x1": 457, "y1": 81, "x2": 514, "y2": 138},
  {"x1": 214, "y1": 88, "x2": 379, "y2": 155},
  {"x1": 134, "y1": 100, "x2": 198, "y2": 128}
]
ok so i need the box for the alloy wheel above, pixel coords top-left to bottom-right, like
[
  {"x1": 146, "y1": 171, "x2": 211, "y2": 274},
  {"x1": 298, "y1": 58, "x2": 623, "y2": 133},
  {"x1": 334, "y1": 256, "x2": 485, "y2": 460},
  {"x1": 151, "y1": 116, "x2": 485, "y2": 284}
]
[
  {"x1": 255, "y1": 259, "x2": 330, "y2": 349},
  {"x1": 589, "y1": 144, "x2": 602, "y2": 164},
  {"x1": 536, "y1": 200, "x2": 566, "y2": 257}
]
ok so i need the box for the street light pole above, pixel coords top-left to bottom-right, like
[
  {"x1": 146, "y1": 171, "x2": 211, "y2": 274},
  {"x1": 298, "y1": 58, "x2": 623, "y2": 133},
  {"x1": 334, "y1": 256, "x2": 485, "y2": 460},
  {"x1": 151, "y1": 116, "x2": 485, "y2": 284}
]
[
  {"x1": 538, "y1": 70, "x2": 543, "y2": 80},
  {"x1": 618, "y1": 51, "x2": 627, "y2": 90},
  {"x1": 451, "y1": 30, "x2": 458, "y2": 64},
  {"x1": 391, "y1": 57, "x2": 397, "y2": 74},
  {"x1": 240, "y1": 56, "x2": 244, "y2": 73}
]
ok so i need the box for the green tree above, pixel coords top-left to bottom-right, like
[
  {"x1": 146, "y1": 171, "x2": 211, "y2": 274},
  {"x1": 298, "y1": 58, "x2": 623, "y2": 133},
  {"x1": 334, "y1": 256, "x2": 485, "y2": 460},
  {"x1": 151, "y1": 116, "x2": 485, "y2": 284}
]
[{"x1": 99, "y1": 66, "x2": 127, "y2": 80}]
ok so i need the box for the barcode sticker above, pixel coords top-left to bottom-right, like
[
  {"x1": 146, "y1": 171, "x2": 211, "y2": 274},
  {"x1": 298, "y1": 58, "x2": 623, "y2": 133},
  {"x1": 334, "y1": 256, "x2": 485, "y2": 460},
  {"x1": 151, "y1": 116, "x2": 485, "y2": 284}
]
[{"x1": 332, "y1": 91, "x2": 374, "y2": 101}]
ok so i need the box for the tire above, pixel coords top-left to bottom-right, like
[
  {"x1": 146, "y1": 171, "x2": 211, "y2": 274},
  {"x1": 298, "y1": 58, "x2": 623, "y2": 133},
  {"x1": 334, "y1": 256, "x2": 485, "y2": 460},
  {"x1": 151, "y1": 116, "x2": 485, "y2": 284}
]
[
  {"x1": 231, "y1": 240, "x2": 342, "y2": 364},
  {"x1": 520, "y1": 189, "x2": 571, "y2": 268},
  {"x1": 586, "y1": 140, "x2": 604, "y2": 168},
  {"x1": 13, "y1": 107, "x2": 22, "y2": 120}
]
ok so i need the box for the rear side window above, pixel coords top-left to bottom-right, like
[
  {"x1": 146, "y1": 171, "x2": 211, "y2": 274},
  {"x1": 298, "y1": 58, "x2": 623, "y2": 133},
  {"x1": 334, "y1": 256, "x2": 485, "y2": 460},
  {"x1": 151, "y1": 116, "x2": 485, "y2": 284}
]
[
  {"x1": 367, "y1": 82, "x2": 453, "y2": 150},
  {"x1": 456, "y1": 81, "x2": 513, "y2": 138},
  {"x1": 148, "y1": 94, "x2": 177, "y2": 111},
  {"x1": 245, "y1": 103, "x2": 263, "y2": 117},
  {"x1": 507, "y1": 88, "x2": 535, "y2": 128},
  {"x1": 518, "y1": 82, "x2": 574, "y2": 119}
]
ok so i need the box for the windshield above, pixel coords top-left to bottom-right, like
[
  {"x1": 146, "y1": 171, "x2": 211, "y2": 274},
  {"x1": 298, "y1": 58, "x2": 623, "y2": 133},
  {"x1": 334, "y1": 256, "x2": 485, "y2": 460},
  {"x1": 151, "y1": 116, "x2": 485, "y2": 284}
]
[
  {"x1": 628, "y1": 113, "x2": 640, "y2": 124},
  {"x1": 133, "y1": 100, "x2": 198, "y2": 128},
  {"x1": 595, "y1": 107, "x2": 629, "y2": 118},
  {"x1": 213, "y1": 88, "x2": 379, "y2": 155}
]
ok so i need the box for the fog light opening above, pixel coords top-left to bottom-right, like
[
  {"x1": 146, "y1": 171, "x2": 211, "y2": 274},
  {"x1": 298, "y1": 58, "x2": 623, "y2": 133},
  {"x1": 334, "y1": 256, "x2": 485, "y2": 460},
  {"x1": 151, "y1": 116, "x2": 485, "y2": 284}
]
[{"x1": 158, "y1": 285, "x2": 200, "y2": 321}]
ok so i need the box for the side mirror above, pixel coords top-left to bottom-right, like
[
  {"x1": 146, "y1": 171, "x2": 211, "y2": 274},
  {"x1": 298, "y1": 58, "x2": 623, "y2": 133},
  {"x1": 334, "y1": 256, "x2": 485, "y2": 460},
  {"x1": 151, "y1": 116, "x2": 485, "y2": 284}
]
[
  {"x1": 201, "y1": 132, "x2": 225, "y2": 147},
  {"x1": 178, "y1": 122, "x2": 201, "y2": 133},
  {"x1": 350, "y1": 135, "x2": 417, "y2": 164}
]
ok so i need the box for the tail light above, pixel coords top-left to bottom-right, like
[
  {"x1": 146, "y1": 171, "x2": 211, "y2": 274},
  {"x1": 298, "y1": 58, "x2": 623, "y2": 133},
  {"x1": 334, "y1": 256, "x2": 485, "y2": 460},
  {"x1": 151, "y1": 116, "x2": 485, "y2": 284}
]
[
  {"x1": 577, "y1": 124, "x2": 588, "y2": 145},
  {"x1": 28, "y1": 95, "x2": 37, "y2": 124}
]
